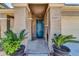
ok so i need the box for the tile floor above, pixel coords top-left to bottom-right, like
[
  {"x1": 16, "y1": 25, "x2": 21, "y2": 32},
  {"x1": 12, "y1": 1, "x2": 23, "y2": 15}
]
[
  {"x1": 27, "y1": 39, "x2": 49, "y2": 56},
  {"x1": 65, "y1": 43, "x2": 79, "y2": 56}
]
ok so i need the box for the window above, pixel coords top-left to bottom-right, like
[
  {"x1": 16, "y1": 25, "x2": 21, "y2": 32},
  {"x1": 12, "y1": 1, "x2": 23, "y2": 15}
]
[{"x1": 7, "y1": 15, "x2": 14, "y2": 31}]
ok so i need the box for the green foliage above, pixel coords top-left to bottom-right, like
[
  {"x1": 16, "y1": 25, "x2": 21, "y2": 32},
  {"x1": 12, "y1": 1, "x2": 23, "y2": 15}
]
[
  {"x1": 52, "y1": 34, "x2": 79, "y2": 48},
  {"x1": 0, "y1": 29, "x2": 27, "y2": 55}
]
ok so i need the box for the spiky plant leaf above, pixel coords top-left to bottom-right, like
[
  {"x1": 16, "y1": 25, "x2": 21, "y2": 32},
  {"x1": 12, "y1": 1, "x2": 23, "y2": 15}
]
[
  {"x1": 19, "y1": 29, "x2": 27, "y2": 41},
  {"x1": 0, "y1": 29, "x2": 27, "y2": 55},
  {"x1": 53, "y1": 34, "x2": 78, "y2": 48},
  {"x1": 64, "y1": 39, "x2": 79, "y2": 44}
]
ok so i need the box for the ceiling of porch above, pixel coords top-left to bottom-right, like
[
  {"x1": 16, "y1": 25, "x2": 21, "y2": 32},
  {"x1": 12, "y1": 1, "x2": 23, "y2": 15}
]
[{"x1": 28, "y1": 4, "x2": 48, "y2": 18}]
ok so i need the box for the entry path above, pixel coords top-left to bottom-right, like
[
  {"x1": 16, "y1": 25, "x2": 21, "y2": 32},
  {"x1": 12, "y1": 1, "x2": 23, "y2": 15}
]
[{"x1": 27, "y1": 39, "x2": 49, "y2": 56}]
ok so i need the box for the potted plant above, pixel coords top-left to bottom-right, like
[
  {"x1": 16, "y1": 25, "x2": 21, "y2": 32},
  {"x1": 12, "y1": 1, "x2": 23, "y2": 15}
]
[
  {"x1": 0, "y1": 29, "x2": 27, "y2": 56},
  {"x1": 52, "y1": 34, "x2": 79, "y2": 56}
]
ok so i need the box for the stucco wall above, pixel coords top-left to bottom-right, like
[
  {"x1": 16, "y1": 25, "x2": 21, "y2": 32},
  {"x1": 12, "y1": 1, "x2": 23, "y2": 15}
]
[
  {"x1": 44, "y1": 11, "x2": 48, "y2": 43},
  {"x1": 32, "y1": 16, "x2": 36, "y2": 39},
  {"x1": 61, "y1": 16, "x2": 79, "y2": 40},
  {"x1": 61, "y1": 15, "x2": 79, "y2": 55},
  {"x1": 0, "y1": 13, "x2": 7, "y2": 38},
  {"x1": 14, "y1": 7, "x2": 27, "y2": 33}
]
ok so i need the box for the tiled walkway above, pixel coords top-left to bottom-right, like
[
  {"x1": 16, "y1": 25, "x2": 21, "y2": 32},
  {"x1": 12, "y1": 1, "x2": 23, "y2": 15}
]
[
  {"x1": 65, "y1": 43, "x2": 79, "y2": 56},
  {"x1": 27, "y1": 39, "x2": 49, "y2": 56}
]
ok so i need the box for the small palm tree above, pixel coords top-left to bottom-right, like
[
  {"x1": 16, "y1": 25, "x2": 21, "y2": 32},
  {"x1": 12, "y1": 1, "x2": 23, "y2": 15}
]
[{"x1": 52, "y1": 34, "x2": 79, "y2": 48}]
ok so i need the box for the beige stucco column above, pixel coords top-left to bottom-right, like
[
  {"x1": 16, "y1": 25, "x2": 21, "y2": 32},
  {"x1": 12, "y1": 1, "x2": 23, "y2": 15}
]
[
  {"x1": 14, "y1": 7, "x2": 27, "y2": 33},
  {"x1": 0, "y1": 13, "x2": 7, "y2": 38},
  {"x1": 14, "y1": 7, "x2": 29, "y2": 52},
  {"x1": 48, "y1": 4, "x2": 64, "y2": 53}
]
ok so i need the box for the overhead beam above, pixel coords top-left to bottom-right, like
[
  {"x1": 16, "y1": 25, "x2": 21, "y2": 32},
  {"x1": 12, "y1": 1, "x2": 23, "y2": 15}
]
[
  {"x1": 0, "y1": 9, "x2": 14, "y2": 13},
  {"x1": 49, "y1": 3, "x2": 64, "y2": 7},
  {"x1": 12, "y1": 3, "x2": 30, "y2": 12},
  {"x1": 62, "y1": 11, "x2": 79, "y2": 16},
  {"x1": 63, "y1": 6, "x2": 79, "y2": 11}
]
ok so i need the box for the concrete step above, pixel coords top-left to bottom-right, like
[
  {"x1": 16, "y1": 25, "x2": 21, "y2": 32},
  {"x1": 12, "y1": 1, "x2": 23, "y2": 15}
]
[{"x1": 27, "y1": 39, "x2": 49, "y2": 56}]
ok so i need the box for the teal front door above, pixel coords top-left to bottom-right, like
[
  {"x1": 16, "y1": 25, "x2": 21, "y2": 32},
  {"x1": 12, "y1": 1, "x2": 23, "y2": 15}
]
[{"x1": 36, "y1": 19, "x2": 44, "y2": 38}]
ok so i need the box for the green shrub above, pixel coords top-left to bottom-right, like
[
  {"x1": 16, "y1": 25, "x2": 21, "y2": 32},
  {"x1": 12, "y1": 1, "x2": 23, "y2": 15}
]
[
  {"x1": 52, "y1": 34, "x2": 79, "y2": 48},
  {"x1": 0, "y1": 29, "x2": 27, "y2": 55}
]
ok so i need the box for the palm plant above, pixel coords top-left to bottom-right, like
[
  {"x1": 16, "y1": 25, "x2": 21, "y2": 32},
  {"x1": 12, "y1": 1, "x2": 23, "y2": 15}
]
[
  {"x1": 0, "y1": 29, "x2": 27, "y2": 55},
  {"x1": 52, "y1": 34, "x2": 79, "y2": 48}
]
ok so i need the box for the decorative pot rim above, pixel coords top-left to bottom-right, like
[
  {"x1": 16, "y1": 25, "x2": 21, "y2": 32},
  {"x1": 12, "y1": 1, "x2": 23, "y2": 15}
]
[
  {"x1": 53, "y1": 44, "x2": 71, "y2": 52},
  {"x1": 10, "y1": 45, "x2": 25, "y2": 56}
]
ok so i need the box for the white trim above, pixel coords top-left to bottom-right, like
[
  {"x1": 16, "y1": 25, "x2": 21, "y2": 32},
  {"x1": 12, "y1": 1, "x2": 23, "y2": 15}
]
[
  {"x1": 26, "y1": 18, "x2": 32, "y2": 20},
  {"x1": 0, "y1": 18, "x2": 7, "y2": 20}
]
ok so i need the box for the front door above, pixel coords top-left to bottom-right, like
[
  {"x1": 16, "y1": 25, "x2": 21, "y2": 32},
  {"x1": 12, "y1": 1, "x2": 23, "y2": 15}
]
[{"x1": 36, "y1": 19, "x2": 44, "y2": 38}]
